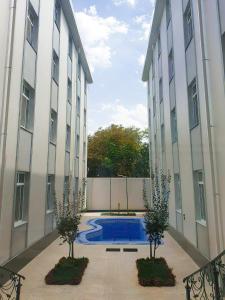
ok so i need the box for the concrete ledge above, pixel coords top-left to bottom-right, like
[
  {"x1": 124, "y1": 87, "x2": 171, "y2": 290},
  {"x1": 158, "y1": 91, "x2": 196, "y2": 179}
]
[
  {"x1": 168, "y1": 226, "x2": 209, "y2": 267},
  {"x1": 3, "y1": 230, "x2": 58, "y2": 274}
]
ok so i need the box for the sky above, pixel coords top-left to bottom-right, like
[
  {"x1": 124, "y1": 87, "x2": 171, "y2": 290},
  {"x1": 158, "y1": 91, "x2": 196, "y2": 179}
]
[{"x1": 72, "y1": 0, "x2": 155, "y2": 134}]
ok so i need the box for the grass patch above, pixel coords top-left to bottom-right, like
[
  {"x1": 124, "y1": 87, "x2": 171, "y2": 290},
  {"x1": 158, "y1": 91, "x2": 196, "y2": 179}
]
[
  {"x1": 136, "y1": 257, "x2": 175, "y2": 287},
  {"x1": 101, "y1": 212, "x2": 136, "y2": 216},
  {"x1": 45, "y1": 257, "x2": 89, "y2": 285}
]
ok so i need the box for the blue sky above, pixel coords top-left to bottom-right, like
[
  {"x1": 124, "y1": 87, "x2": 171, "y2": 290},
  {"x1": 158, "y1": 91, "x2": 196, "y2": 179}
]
[{"x1": 72, "y1": 0, "x2": 155, "y2": 133}]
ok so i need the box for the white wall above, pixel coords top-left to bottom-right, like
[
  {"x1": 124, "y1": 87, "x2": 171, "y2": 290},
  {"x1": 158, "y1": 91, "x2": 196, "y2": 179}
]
[{"x1": 87, "y1": 178, "x2": 150, "y2": 211}]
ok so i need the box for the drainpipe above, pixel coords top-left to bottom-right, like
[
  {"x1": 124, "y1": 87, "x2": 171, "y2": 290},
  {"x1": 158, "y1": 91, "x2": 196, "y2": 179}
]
[
  {"x1": 0, "y1": 0, "x2": 17, "y2": 220},
  {"x1": 198, "y1": 0, "x2": 224, "y2": 253}
]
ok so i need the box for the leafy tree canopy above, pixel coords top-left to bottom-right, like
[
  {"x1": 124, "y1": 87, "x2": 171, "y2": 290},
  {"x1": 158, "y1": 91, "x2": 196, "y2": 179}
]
[{"x1": 88, "y1": 124, "x2": 150, "y2": 177}]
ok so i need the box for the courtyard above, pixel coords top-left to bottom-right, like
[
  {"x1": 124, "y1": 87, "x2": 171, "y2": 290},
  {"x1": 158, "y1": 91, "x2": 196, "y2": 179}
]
[{"x1": 19, "y1": 213, "x2": 197, "y2": 300}]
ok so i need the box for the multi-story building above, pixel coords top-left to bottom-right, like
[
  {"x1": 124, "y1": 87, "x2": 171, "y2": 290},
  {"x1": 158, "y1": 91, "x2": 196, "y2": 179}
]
[
  {"x1": 0, "y1": 0, "x2": 92, "y2": 265},
  {"x1": 143, "y1": 0, "x2": 225, "y2": 260}
]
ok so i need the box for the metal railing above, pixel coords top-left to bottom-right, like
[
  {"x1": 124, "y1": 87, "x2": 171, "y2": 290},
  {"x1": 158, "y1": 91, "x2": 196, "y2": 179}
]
[
  {"x1": 0, "y1": 266, "x2": 25, "y2": 300},
  {"x1": 183, "y1": 250, "x2": 225, "y2": 299}
]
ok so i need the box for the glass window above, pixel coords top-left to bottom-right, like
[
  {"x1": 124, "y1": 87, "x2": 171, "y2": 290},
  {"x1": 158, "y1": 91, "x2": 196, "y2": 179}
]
[
  {"x1": 47, "y1": 175, "x2": 55, "y2": 211},
  {"x1": 15, "y1": 173, "x2": 28, "y2": 223},
  {"x1": 166, "y1": 0, "x2": 171, "y2": 26},
  {"x1": 50, "y1": 110, "x2": 57, "y2": 143},
  {"x1": 84, "y1": 109, "x2": 87, "y2": 126},
  {"x1": 52, "y1": 51, "x2": 59, "y2": 83},
  {"x1": 64, "y1": 176, "x2": 70, "y2": 205},
  {"x1": 67, "y1": 79, "x2": 72, "y2": 103},
  {"x1": 68, "y1": 36, "x2": 73, "y2": 59},
  {"x1": 20, "y1": 81, "x2": 34, "y2": 131},
  {"x1": 77, "y1": 96, "x2": 80, "y2": 116},
  {"x1": 78, "y1": 58, "x2": 81, "y2": 79},
  {"x1": 184, "y1": 1, "x2": 193, "y2": 48},
  {"x1": 54, "y1": 0, "x2": 61, "y2": 28},
  {"x1": 159, "y1": 78, "x2": 163, "y2": 102},
  {"x1": 76, "y1": 134, "x2": 80, "y2": 157},
  {"x1": 158, "y1": 34, "x2": 161, "y2": 57},
  {"x1": 161, "y1": 124, "x2": 165, "y2": 153},
  {"x1": 188, "y1": 78, "x2": 199, "y2": 129},
  {"x1": 26, "y1": 3, "x2": 38, "y2": 50},
  {"x1": 168, "y1": 49, "x2": 174, "y2": 81},
  {"x1": 174, "y1": 174, "x2": 182, "y2": 211},
  {"x1": 194, "y1": 171, "x2": 206, "y2": 221},
  {"x1": 153, "y1": 96, "x2": 156, "y2": 116},
  {"x1": 171, "y1": 108, "x2": 178, "y2": 143},
  {"x1": 66, "y1": 125, "x2": 71, "y2": 152}
]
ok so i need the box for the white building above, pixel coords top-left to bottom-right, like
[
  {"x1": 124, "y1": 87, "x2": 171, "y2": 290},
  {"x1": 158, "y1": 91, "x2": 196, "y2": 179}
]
[
  {"x1": 143, "y1": 0, "x2": 225, "y2": 260},
  {"x1": 0, "y1": 0, "x2": 92, "y2": 264}
]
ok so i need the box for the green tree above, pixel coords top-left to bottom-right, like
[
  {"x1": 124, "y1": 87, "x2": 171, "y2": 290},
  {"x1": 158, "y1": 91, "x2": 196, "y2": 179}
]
[
  {"x1": 88, "y1": 124, "x2": 150, "y2": 177},
  {"x1": 144, "y1": 170, "x2": 171, "y2": 259}
]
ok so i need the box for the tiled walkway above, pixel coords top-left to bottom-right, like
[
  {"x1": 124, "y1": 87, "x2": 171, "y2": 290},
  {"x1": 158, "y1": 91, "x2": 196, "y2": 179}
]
[{"x1": 20, "y1": 214, "x2": 198, "y2": 300}]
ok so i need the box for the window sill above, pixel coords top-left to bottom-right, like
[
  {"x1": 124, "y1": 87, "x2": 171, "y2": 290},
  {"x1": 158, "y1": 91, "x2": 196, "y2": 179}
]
[
  {"x1": 20, "y1": 126, "x2": 33, "y2": 135},
  {"x1": 50, "y1": 141, "x2": 56, "y2": 146},
  {"x1": 52, "y1": 78, "x2": 59, "y2": 86},
  {"x1": 46, "y1": 209, "x2": 54, "y2": 214},
  {"x1": 196, "y1": 219, "x2": 207, "y2": 227},
  {"x1": 14, "y1": 220, "x2": 27, "y2": 228}
]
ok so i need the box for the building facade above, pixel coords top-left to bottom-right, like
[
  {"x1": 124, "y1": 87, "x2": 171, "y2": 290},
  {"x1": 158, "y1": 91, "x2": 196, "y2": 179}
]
[
  {"x1": 0, "y1": 0, "x2": 92, "y2": 264},
  {"x1": 143, "y1": 0, "x2": 225, "y2": 260}
]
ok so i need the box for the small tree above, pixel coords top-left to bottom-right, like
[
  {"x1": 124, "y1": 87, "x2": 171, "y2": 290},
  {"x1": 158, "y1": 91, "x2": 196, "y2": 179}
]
[
  {"x1": 144, "y1": 170, "x2": 171, "y2": 259},
  {"x1": 54, "y1": 177, "x2": 86, "y2": 258}
]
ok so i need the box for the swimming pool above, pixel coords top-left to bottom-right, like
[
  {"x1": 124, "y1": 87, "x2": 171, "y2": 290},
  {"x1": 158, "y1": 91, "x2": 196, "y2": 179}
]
[{"x1": 76, "y1": 218, "x2": 149, "y2": 245}]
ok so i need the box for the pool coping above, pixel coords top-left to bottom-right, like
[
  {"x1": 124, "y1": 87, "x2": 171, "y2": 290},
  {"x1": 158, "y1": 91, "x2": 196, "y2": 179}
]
[{"x1": 76, "y1": 218, "x2": 150, "y2": 245}]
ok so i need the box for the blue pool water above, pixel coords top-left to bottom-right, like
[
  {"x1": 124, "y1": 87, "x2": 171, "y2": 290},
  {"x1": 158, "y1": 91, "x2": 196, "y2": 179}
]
[{"x1": 76, "y1": 218, "x2": 149, "y2": 245}]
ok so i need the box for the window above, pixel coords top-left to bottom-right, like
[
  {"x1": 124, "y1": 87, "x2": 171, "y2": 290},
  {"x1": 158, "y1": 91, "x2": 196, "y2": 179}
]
[
  {"x1": 83, "y1": 142, "x2": 86, "y2": 159},
  {"x1": 171, "y1": 108, "x2": 178, "y2": 143},
  {"x1": 159, "y1": 78, "x2": 163, "y2": 102},
  {"x1": 76, "y1": 134, "x2": 80, "y2": 157},
  {"x1": 84, "y1": 109, "x2": 87, "y2": 126},
  {"x1": 54, "y1": 0, "x2": 61, "y2": 28},
  {"x1": 84, "y1": 80, "x2": 87, "y2": 94},
  {"x1": 153, "y1": 96, "x2": 156, "y2": 116},
  {"x1": 188, "y1": 79, "x2": 199, "y2": 129},
  {"x1": 15, "y1": 173, "x2": 28, "y2": 224},
  {"x1": 174, "y1": 174, "x2": 182, "y2": 211},
  {"x1": 184, "y1": 1, "x2": 193, "y2": 48},
  {"x1": 194, "y1": 171, "x2": 206, "y2": 221},
  {"x1": 74, "y1": 177, "x2": 79, "y2": 200},
  {"x1": 52, "y1": 51, "x2": 59, "y2": 83},
  {"x1": 67, "y1": 79, "x2": 72, "y2": 103},
  {"x1": 158, "y1": 34, "x2": 161, "y2": 57},
  {"x1": 50, "y1": 110, "x2": 57, "y2": 143},
  {"x1": 64, "y1": 176, "x2": 70, "y2": 205},
  {"x1": 77, "y1": 96, "x2": 80, "y2": 116},
  {"x1": 47, "y1": 175, "x2": 55, "y2": 211},
  {"x1": 68, "y1": 36, "x2": 73, "y2": 59},
  {"x1": 168, "y1": 49, "x2": 174, "y2": 81},
  {"x1": 161, "y1": 124, "x2": 165, "y2": 153},
  {"x1": 26, "y1": 3, "x2": 38, "y2": 50},
  {"x1": 166, "y1": 0, "x2": 171, "y2": 26},
  {"x1": 20, "y1": 81, "x2": 34, "y2": 131},
  {"x1": 66, "y1": 125, "x2": 71, "y2": 152},
  {"x1": 78, "y1": 58, "x2": 81, "y2": 79}
]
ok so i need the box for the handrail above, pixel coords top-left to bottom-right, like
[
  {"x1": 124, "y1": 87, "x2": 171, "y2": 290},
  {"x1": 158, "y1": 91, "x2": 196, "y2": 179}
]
[
  {"x1": 0, "y1": 265, "x2": 25, "y2": 300},
  {"x1": 183, "y1": 249, "x2": 225, "y2": 299}
]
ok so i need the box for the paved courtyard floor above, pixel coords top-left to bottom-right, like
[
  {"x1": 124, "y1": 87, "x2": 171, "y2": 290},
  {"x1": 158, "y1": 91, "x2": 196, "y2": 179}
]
[{"x1": 20, "y1": 213, "x2": 198, "y2": 300}]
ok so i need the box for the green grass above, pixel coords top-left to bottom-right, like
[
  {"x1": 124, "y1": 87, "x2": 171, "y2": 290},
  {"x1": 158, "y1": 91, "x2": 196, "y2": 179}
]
[
  {"x1": 45, "y1": 257, "x2": 89, "y2": 285},
  {"x1": 136, "y1": 257, "x2": 175, "y2": 287}
]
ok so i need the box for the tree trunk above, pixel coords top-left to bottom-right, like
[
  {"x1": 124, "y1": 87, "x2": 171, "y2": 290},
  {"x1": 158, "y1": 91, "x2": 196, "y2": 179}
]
[
  {"x1": 71, "y1": 242, "x2": 74, "y2": 259},
  {"x1": 149, "y1": 241, "x2": 152, "y2": 259}
]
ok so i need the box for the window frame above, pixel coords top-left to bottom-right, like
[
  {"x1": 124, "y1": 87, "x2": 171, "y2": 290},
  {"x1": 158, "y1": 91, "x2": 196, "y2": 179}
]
[
  {"x1": 194, "y1": 170, "x2": 207, "y2": 222},
  {"x1": 168, "y1": 49, "x2": 174, "y2": 82},
  {"x1": 20, "y1": 81, "x2": 34, "y2": 131},
  {"x1": 47, "y1": 175, "x2": 55, "y2": 212},
  {"x1": 26, "y1": 3, "x2": 38, "y2": 51},
  {"x1": 50, "y1": 109, "x2": 57, "y2": 144},
  {"x1": 14, "y1": 172, "x2": 28, "y2": 226},
  {"x1": 54, "y1": 0, "x2": 61, "y2": 29},
  {"x1": 171, "y1": 108, "x2": 178, "y2": 143},
  {"x1": 52, "y1": 51, "x2": 59, "y2": 84},
  {"x1": 184, "y1": 1, "x2": 193, "y2": 49},
  {"x1": 66, "y1": 125, "x2": 71, "y2": 152},
  {"x1": 188, "y1": 78, "x2": 199, "y2": 129}
]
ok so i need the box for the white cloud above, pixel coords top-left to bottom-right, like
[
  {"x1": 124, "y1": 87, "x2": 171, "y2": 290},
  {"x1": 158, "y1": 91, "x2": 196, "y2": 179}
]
[
  {"x1": 112, "y1": 0, "x2": 137, "y2": 7},
  {"x1": 138, "y1": 54, "x2": 145, "y2": 67},
  {"x1": 100, "y1": 100, "x2": 147, "y2": 129},
  {"x1": 75, "y1": 6, "x2": 128, "y2": 72},
  {"x1": 134, "y1": 13, "x2": 153, "y2": 40}
]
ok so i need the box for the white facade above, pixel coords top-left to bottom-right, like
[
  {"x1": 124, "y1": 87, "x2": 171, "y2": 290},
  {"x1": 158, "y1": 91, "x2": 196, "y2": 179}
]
[
  {"x1": 0, "y1": 0, "x2": 92, "y2": 264},
  {"x1": 143, "y1": 0, "x2": 225, "y2": 260}
]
